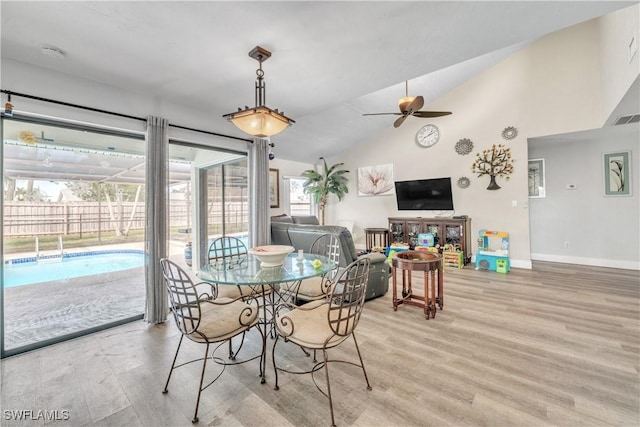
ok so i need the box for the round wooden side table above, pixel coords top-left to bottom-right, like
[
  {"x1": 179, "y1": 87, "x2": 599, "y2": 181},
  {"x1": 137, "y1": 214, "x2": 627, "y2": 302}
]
[
  {"x1": 364, "y1": 228, "x2": 389, "y2": 252},
  {"x1": 391, "y1": 251, "x2": 443, "y2": 319}
]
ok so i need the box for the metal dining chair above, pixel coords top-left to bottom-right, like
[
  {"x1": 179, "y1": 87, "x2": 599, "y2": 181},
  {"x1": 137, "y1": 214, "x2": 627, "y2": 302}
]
[
  {"x1": 208, "y1": 236, "x2": 249, "y2": 299},
  {"x1": 209, "y1": 235, "x2": 278, "y2": 346},
  {"x1": 271, "y1": 257, "x2": 372, "y2": 427},
  {"x1": 281, "y1": 233, "x2": 341, "y2": 304},
  {"x1": 159, "y1": 258, "x2": 263, "y2": 423}
]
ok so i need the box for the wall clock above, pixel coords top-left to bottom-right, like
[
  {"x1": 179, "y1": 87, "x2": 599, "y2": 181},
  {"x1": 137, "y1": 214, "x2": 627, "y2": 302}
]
[{"x1": 416, "y1": 124, "x2": 440, "y2": 148}]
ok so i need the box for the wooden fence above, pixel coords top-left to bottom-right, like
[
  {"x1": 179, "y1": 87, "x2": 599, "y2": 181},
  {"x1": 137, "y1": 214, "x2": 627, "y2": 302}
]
[{"x1": 3, "y1": 201, "x2": 248, "y2": 237}]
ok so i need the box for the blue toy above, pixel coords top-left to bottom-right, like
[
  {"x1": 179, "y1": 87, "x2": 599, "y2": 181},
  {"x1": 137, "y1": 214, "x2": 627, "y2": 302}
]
[
  {"x1": 417, "y1": 233, "x2": 435, "y2": 247},
  {"x1": 475, "y1": 230, "x2": 510, "y2": 273}
]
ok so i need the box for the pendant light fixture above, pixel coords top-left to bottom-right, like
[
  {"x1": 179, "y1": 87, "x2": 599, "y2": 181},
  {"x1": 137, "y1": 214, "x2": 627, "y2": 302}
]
[{"x1": 223, "y1": 46, "x2": 294, "y2": 137}]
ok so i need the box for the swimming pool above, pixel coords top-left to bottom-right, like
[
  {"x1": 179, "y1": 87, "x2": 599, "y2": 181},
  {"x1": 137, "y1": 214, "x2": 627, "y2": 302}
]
[{"x1": 3, "y1": 250, "x2": 145, "y2": 288}]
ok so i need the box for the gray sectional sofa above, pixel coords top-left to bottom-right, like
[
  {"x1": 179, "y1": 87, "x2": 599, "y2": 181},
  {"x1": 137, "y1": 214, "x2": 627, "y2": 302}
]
[{"x1": 270, "y1": 214, "x2": 389, "y2": 300}]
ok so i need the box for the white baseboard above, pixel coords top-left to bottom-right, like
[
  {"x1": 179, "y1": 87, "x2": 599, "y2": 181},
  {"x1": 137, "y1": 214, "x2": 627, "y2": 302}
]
[
  {"x1": 511, "y1": 259, "x2": 532, "y2": 269},
  {"x1": 531, "y1": 253, "x2": 640, "y2": 271}
]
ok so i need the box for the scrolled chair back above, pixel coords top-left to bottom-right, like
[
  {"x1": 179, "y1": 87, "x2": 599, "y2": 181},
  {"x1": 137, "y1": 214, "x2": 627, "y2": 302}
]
[
  {"x1": 327, "y1": 257, "x2": 370, "y2": 338},
  {"x1": 310, "y1": 233, "x2": 341, "y2": 280},
  {"x1": 208, "y1": 236, "x2": 247, "y2": 266},
  {"x1": 160, "y1": 258, "x2": 208, "y2": 336},
  {"x1": 273, "y1": 257, "x2": 370, "y2": 343}
]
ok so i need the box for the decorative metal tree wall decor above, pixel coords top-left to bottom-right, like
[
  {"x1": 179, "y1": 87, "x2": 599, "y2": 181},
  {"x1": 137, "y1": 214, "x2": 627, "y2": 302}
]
[{"x1": 471, "y1": 144, "x2": 514, "y2": 190}]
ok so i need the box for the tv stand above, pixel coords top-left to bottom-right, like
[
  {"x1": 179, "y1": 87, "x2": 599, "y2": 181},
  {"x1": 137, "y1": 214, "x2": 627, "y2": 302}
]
[{"x1": 388, "y1": 216, "x2": 472, "y2": 264}]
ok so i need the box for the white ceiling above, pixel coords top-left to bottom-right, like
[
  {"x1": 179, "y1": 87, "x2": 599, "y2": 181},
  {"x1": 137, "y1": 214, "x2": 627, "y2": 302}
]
[{"x1": 1, "y1": 1, "x2": 636, "y2": 164}]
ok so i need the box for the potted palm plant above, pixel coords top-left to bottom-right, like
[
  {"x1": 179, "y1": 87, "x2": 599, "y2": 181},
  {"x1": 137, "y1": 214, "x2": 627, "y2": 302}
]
[{"x1": 302, "y1": 157, "x2": 349, "y2": 225}]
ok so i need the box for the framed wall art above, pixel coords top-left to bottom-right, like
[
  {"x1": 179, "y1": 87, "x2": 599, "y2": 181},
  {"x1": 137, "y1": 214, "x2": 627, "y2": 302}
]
[
  {"x1": 603, "y1": 151, "x2": 631, "y2": 196},
  {"x1": 528, "y1": 159, "x2": 545, "y2": 198},
  {"x1": 269, "y1": 168, "x2": 280, "y2": 208},
  {"x1": 357, "y1": 163, "x2": 395, "y2": 196}
]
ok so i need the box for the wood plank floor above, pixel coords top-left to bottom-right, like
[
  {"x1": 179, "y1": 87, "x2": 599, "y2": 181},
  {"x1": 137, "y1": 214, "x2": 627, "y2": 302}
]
[{"x1": 1, "y1": 261, "x2": 638, "y2": 426}]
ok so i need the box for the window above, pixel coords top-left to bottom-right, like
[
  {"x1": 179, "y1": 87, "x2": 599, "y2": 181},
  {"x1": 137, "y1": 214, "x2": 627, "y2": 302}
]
[{"x1": 288, "y1": 177, "x2": 314, "y2": 216}]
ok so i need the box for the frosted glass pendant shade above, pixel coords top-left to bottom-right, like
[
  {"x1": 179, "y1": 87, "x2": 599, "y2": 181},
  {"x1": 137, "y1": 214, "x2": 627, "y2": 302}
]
[{"x1": 226, "y1": 106, "x2": 293, "y2": 137}]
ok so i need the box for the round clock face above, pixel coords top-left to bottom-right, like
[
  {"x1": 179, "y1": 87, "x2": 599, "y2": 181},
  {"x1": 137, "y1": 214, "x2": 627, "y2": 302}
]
[{"x1": 416, "y1": 124, "x2": 440, "y2": 148}]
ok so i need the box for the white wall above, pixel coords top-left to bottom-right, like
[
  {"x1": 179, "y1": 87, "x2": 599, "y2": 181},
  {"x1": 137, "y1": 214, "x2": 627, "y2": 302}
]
[
  {"x1": 330, "y1": 17, "x2": 616, "y2": 269},
  {"x1": 2, "y1": 59, "x2": 249, "y2": 154},
  {"x1": 529, "y1": 123, "x2": 639, "y2": 269},
  {"x1": 598, "y1": 4, "x2": 640, "y2": 124}
]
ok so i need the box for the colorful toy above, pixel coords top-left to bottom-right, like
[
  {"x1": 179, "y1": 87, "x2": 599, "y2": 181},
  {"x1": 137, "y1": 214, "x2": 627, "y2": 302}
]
[
  {"x1": 386, "y1": 243, "x2": 410, "y2": 263},
  {"x1": 415, "y1": 246, "x2": 439, "y2": 253},
  {"x1": 443, "y1": 251, "x2": 464, "y2": 269},
  {"x1": 475, "y1": 230, "x2": 510, "y2": 272},
  {"x1": 496, "y1": 258, "x2": 509, "y2": 274},
  {"x1": 442, "y1": 243, "x2": 464, "y2": 269},
  {"x1": 417, "y1": 233, "x2": 435, "y2": 247}
]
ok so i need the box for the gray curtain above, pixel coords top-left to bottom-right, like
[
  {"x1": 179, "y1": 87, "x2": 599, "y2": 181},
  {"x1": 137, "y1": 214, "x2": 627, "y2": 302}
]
[
  {"x1": 248, "y1": 137, "x2": 270, "y2": 248},
  {"x1": 144, "y1": 116, "x2": 169, "y2": 323}
]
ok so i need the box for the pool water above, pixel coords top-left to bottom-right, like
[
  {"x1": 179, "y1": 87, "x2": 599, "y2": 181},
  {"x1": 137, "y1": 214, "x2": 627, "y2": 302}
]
[{"x1": 3, "y1": 250, "x2": 145, "y2": 288}]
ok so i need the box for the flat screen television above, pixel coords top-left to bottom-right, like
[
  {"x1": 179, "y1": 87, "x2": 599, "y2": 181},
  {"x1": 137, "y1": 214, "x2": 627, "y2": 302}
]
[{"x1": 394, "y1": 177, "x2": 454, "y2": 211}]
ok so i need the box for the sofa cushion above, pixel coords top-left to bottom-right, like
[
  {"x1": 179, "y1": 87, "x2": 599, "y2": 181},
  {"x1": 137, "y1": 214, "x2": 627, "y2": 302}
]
[
  {"x1": 271, "y1": 214, "x2": 294, "y2": 223},
  {"x1": 292, "y1": 215, "x2": 320, "y2": 225},
  {"x1": 270, "y1": 222, "x2": 293, "y2": 246},
  {"x1": 287, "y1": 228, "x2": 325, "y2": 256},
  {"x1": 273, "y1": 223, "x2": 358, "y2": 267}
]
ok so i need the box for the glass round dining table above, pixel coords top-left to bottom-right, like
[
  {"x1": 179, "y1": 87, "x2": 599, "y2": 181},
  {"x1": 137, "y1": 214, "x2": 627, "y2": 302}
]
[
  {"x1": 197, "y1": 252, "x2": 336, "y2": 383},
  {"x1": 198, "y1": 253, "x2": 335, "y2": 286}
]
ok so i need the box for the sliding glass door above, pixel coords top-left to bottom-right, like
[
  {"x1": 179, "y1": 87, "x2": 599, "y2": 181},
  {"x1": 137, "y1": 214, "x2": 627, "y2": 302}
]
[
  {"x1": 1, "y1": 118, "x2": 249, "y2": 357},
  {"x1": 205, "y1": 159, "x2": 248, "y2": 240},
  {"x1": 1, "y1": 117, "x2": 147, "y2": 355},
  {"x1": 166, "y1": 142, "x2": 247, "y2": 272}
]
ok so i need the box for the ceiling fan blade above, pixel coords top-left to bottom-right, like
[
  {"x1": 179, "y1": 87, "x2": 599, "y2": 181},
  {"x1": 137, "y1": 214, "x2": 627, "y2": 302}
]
[
  {"x1": 412, "y1": 111, "x2": 453, "y2": 118},
  {"x1": 362, "y1": 112, "x2": 403, "y2": 116},
  {"x1": 393, "y1": 114, "x2": 409, "y2": 128},
  {"x1": 405, "y1": 96, "x2": 424, "y2": 115}
]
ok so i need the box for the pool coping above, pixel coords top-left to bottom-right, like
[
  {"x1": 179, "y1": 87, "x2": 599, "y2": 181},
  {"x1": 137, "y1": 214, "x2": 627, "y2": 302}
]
[{"x1": 4, "y1": 249, "x2": 145, "y2": 265}]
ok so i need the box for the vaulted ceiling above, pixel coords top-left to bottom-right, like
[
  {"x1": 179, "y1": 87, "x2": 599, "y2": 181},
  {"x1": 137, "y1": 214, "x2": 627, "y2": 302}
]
[{"x1": 1, "y1": 1, "x2": 636, "y2": 163}]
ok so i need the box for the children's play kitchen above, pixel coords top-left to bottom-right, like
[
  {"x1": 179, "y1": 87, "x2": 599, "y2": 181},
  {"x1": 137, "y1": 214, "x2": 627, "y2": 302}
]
[{"x1": 475, "y1": 229, "x2": 510, "y2": 273}]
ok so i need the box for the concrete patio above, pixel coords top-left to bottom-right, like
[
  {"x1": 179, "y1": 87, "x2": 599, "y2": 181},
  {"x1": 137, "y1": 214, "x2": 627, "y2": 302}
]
[{"x1": 3, "y1": 241, "x2": 187, "y2": 351}]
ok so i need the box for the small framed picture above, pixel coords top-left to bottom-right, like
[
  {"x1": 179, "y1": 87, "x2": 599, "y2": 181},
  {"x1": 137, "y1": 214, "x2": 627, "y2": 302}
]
[
  {"x1": 528, "y1": 159, "x2": 545, "y2": 198},
  {"x1": 269, "y1": 168, "x2": 280, "y2": 208},
  {"x1": 603, "y1": 151, "x2": 631, "y2": 196}
]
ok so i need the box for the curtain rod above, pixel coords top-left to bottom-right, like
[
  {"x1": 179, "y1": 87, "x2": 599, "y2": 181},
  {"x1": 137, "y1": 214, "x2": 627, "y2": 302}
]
[
  {"x1": 1, "y1": 89, "x2": 145, "y2": 121},
  {"x1": 169, "y1": 124, "x2": 251, "y2": 142},
  {"x1": 1, "y1": 89, "x2": 252, "y2": 143}
]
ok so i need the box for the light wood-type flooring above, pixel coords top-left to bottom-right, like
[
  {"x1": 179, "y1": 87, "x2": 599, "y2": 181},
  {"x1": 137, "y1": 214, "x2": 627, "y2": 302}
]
[{"x1": 1, "y1": 261, "x2": 638, "y2": 426}]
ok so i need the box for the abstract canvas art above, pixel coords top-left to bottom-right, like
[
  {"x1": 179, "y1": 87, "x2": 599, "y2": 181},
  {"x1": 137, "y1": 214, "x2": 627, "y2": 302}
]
[{"x1": 358, "y1": 163, "x2": 395, "y2": 196}]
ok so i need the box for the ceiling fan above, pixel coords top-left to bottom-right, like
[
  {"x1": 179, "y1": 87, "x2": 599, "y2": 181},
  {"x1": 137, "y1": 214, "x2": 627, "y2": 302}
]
[{"x1": 363, "y1": 81, "x2": 452, "y2": 128}]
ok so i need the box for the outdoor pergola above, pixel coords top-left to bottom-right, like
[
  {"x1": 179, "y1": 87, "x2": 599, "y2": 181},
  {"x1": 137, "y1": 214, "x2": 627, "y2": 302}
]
[{"x1": 3, "y1": 118, "x2": 249, "y2": 243}]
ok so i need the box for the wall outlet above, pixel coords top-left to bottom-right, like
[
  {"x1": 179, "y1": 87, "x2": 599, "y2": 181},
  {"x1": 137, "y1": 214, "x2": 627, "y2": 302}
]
[
  {"x1": 512, "y1": 200, "x2": 518, "y2": 208},
  {"x1": 564, "y1": 241, "x2": 570, "y2": 248}
]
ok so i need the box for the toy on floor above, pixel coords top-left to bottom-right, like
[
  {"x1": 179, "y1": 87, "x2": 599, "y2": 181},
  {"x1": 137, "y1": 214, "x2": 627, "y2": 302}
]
[
  {"x1": 443, "y1": 243, "x2": 464, "y2": 269},
  {"x1": 475, "y1": 230, "x2": 510, "y2": 273}
]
